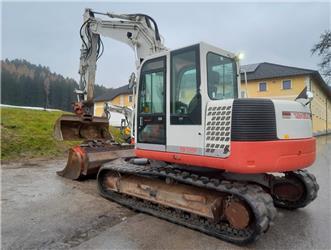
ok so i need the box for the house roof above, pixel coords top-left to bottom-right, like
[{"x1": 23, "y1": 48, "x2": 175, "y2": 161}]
[
  {"x1": 240, "y1": 62, "x2": 331, "y2": 99},
  {"x1": 94, "y1": 84, "x2": 132, "y2": 102},
  {"x1": 240, "y1": 62, "x2": 316, "y2": 81},
  {"x1": 240, "y1": 63, "x2": 260, "y2": 73}
]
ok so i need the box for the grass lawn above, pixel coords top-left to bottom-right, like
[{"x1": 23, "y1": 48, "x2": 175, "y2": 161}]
[{"x1": 1, "y1": 107, "x2": 80, "y2": 161}]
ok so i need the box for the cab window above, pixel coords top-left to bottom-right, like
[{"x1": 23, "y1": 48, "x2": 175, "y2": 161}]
[
  {"x1": 139, "y1": 60, "x2": 165, "y2": 114},
  {"x1": 137, "y1": 57, "x2": 166, "y2": 144},
  {"x1": 171, "y1": 45, "x2": 201, "y2": 125},
  {"x1": 207, "y1": 52, "x2": 238, "y2": 100}
]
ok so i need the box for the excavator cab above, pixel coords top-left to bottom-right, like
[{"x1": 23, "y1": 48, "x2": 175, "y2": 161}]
[{"x1": 134, "y1": 42, "x2": 315, "y2": 174}]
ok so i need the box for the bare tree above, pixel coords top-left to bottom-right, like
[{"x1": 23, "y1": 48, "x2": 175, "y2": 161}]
[{"x1": 312, "y1": 30, "x2": 331, "y2": 83}]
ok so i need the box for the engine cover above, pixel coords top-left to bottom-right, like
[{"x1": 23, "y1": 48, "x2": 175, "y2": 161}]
[
  {"x1": 204, "y1": 98, "x2": 313, "y2": 159},
  {"x1": 231, "y1": 99, "x2": 277, "y2": 141}
]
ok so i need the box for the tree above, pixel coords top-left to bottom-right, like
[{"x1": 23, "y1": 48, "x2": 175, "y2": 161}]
[
  {"x1": 312, "y1": 30, "x2": 331, "y2": 83},
  {"x1": 43, "y1": 76, "x2": 50, "y2": 110},
  {"x1": 1, "y1": 59, "x2": 114, "y2": 110}
]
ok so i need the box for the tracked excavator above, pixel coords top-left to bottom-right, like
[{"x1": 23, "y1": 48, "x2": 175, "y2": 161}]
[{"x1": 54, "y1": 9, "x2": 319, "y2": 244}]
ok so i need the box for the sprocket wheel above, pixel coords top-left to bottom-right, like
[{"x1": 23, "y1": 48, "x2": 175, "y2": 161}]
[{"x1": 271, "y1": 170, "x2": 319, "y2": 209}]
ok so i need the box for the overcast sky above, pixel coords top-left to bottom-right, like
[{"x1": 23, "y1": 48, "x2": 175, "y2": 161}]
[{"x1": 2, "y1": 2, "x2": 330, "y2": 88}]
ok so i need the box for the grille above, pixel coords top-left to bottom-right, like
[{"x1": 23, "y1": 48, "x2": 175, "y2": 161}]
[
  {"x1": 231, "y1": 99, "x2": 277, "y2": 141},
  {"x1": 205, "y1": 102, "x2": 233, "y2": 157}
]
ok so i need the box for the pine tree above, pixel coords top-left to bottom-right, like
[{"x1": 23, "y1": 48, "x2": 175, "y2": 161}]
[{"x1": 1, "y1": 59, "x2": 112, "y2": 111}]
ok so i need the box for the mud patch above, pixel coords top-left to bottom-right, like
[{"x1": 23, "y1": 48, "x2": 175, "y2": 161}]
[
  {"x1": 3, "y1": 162, "x2": 42, "y2": 169},
  {"x1": 1, "y1": 156, "x2": 67, "y2": 167},
  {"x1": 45, "y1": 212, "x2": 135, "y2": 249}
]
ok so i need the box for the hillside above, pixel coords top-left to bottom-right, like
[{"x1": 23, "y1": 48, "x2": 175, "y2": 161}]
[
  {"x1": 1, "y1": 59, "x2": 112, "y2": 111},
  {"x1": 1, "y1": 107, "x2": 80, "y2": 161}
]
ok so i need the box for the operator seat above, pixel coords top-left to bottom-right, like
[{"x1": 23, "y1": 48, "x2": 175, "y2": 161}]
[{"x1": 208, "y1": 70, "x2": 220, "y2": 99}]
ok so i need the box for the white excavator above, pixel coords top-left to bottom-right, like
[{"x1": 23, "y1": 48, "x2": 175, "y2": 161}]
[{"x1": 54, "y1": 9, "x2": 319, "y2": 244}]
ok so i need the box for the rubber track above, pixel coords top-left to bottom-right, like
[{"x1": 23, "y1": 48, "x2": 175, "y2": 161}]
[
  {"x1": 97, "y1": 160, "x2": 277, "y2": 245},
  {"x1": 273, "y1": 170, "x2": 319, "y2": 209}
]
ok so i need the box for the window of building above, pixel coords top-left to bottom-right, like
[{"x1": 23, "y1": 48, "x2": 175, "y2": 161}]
[
  {"x1": 282, "y1": 80, "x2": 292, "y2": 90},
  {"x1": 128, "y1": 95, "x2": 133, "y2": 103},
  {"x1": 259, "y1": 82, "x2": 267, "y2": 92},
  {"x1": 170, "y1": 45, "x2": 201, "y2": 125}
]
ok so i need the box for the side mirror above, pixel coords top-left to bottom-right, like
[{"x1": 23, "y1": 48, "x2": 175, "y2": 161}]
[
  {"x1": 295, "y1": 87, "x2": 314, "y2": 106},
  {"x1": 306, "y1": 91, "x2": 314, "y2": 102},
  {"x1": 128, "y1": 72, "x2": 136, "y2": 89}
]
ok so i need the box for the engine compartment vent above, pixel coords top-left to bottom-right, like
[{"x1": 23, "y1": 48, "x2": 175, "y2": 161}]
[
  {"x1": 205, "y1": 101, "x2": 233, "y2": 158},
  {"x1": 231, "y1": 99, "x2": 277, "y2": 141}
]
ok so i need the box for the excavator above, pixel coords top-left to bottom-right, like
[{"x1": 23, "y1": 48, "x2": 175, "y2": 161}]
[{"x1": 54, "y1": 9, "x2": 319, "y2": 244}]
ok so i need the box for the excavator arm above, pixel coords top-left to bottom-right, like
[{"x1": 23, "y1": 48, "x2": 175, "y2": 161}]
[
  {"x1": 77, "y1": 9, "x2": 166, "y2": 116},
  {"x1": 104, "y1": 103, "x2": 133, "y2": 128},
  {"x1": 54, "y1": 8, "x2": 166, "y2": 180},
  {"x1": 54, "y1": 8, "x2": 167, "y2": 141}
]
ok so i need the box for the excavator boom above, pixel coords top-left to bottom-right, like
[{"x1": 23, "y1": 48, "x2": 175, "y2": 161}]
[
  {"x1": 54, "y1": 8, "x2": 167, "y2": 179},
  {"x1": 54, "y1": 8, "x2": 167, "y2": 141}
]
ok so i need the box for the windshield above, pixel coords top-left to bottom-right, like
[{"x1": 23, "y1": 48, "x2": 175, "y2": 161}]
[{"x1": 207, "y1": 52, "x2": 238, "y2": 100}]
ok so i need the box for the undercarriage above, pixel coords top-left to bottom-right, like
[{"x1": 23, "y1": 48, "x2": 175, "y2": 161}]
[{"x1": 96, "y1": 158, "x2": 318, "y2": 244}]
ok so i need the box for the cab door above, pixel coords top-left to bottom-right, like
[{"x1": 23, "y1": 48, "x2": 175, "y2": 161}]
[
  {"x1": 136, "y1": 56, "x2": 166, "y2": 151},
  {"x1": 166, "y1": 44, "x2": 204, "y2": 154}
]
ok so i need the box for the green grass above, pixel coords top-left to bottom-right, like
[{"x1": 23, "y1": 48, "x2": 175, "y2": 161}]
[
  {"x1": 109, "y1": 126, "x2": 125, "y2": 144},
  {"x1": 1, "y1": 107, "x2": 80, "y2": 161}
]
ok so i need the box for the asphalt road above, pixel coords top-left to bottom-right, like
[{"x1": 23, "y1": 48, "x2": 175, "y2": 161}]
[{"x1": 2, "y1": 136, "x2": 331, "y2": 250}]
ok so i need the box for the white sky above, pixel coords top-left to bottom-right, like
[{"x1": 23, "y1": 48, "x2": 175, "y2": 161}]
[{"x1": 2, "y1": 1, "x2": 330, "y2": 88}]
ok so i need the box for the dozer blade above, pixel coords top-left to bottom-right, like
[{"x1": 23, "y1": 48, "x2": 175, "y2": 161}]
[
  {"x1": 53, "y1": 114, "x2": 112, "y2": 141},
  {"x1": 57, "y1": 143, "x2": 134, "y2": 180}
]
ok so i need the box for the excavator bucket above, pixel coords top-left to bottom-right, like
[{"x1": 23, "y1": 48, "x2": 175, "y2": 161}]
[
  {"x1": 53, "y1": 114, "x2": 112, "y2": 141},
  {"x1": 54, "y1": 114, "x2": 134, "y2": 180},
  {"x1": 57, "y1": 142, "x2": 134, "y2": 180}
]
